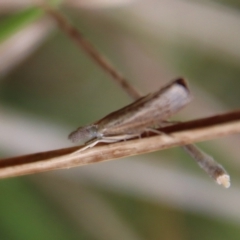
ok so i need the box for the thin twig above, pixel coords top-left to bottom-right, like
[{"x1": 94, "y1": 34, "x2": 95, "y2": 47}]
[
  {"x1": 0, "y1": 109, "x2": 240, "y2": 178},
  {"x1": 42, "y1": 5, "x2": 140, "y2": 99},
  {"x1": 182, "y1": 145, "x2": 230, "y2": 188}
]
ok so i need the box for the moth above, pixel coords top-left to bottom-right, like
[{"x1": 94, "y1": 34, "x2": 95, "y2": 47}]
[
  {"x1": 68, "y1": 78, "x2": 230, "y2": 188},
  {"x1": 69, "y1": 78, "x2": 192, "y2": 151}
]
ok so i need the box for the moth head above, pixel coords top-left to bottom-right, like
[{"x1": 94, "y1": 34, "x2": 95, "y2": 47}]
[{"x1": 68, "y1": 125, "x2": 98, "y2": 143}]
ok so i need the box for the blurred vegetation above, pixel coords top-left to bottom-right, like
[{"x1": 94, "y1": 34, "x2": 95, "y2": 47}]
[{"x1": 0, "y1": 1, "x2": 240, "y2": 240}]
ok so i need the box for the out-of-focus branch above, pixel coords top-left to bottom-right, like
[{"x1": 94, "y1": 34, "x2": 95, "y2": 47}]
[
  {"x1": 0, "y1": 109, "x2": 240, "y2": 179},
  {"x1": 42, "y1": 5, "x2": 140, "y2": 99}
]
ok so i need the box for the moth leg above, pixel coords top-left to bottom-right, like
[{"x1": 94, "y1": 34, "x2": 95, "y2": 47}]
[
  {"x1": 73, "y1": 138, "x2": 121, "y2": 155},
  {"x1": 71, "y1": 135, "x2": 139, "y2": 155},
  {"x1": 70, "y1": 139, "x2": 102, "y2": 155},
  {"x1": 145, "y1": 128, "x2": 163, "y2": 135},
  {"x1": 99, "y1": 134, "x2": 141, "y2": 142},
  {"x1": 145, "y1": 128, "x2": 173, "y2": 141}
]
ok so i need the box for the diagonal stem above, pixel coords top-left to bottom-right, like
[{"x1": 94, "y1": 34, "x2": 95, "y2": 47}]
[{"x1": 42, "y1": 6, "x2": 140, "y2": 99}]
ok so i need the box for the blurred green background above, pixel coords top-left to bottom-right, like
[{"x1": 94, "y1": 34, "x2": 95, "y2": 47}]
[{"x1": 0, "y1": 0, "x2": 240, "y2": 239}]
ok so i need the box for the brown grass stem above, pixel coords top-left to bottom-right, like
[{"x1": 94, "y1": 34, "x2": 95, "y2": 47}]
[
  {"x1": 0, "y1": 109, "x2": 239, "y2": 178},
  {"x1": 42, "y1": 5, "x2": 140, "y2": 99}
]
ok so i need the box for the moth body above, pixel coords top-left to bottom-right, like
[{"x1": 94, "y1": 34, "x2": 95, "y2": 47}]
[{"x1": 69, "y1": 78, "x2": 191, "y2": 144}]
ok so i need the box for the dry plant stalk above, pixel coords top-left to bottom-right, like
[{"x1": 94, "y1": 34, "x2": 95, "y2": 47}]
[
  {"x1": 42, "y1": 5, "x2": 140, "y2": 99},
  {"x1": 1, "y1": 110, "x2": 240, "y2": 180}
]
